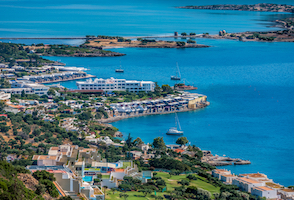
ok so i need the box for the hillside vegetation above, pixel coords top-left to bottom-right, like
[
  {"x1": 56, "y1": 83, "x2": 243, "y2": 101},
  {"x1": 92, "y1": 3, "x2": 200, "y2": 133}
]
[{"x1": 0, "y1": 161, "x2": 44, "y2": 200}]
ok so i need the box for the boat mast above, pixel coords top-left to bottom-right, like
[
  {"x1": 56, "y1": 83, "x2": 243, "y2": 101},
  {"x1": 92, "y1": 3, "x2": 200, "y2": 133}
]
[
  {"x1": 175, "y1": 113, "x2": 177, "y2": 128},
  {"x1": 175, "y1": 113, "x2": 182, "y2": 130},
  {"x1": 176, "y1": 62, "x2": 181, "y2": 78}
]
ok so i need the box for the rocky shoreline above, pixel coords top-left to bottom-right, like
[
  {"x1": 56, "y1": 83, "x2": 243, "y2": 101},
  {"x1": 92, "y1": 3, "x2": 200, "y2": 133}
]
[
  {"x1": 200, "y1": 29, "x2": 294, "y2": 42},
  {"x1": 42, "y1": 52, "x2": 125, "y2": 57},
  {"x1": 27, "y1": 44, "x2": 126, "y2": 58},
  {"x1": 86, "y1": 37, "x2": 210, "y2": 49},
  {"x1": 101, "y1": 44, "x2": 210, "y2": 49},
  {"x1": 178, "y1": 3, "x2": 294, "y2": 13},
  {"x1": 177, "y1": 4, "x2": 294, "y2": 43}
]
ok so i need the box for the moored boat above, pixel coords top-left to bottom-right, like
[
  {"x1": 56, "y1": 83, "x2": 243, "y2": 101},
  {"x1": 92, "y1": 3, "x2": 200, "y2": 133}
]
[
  {"x1": 175, "y1": 83, "x2": 197, "y2": 91},
  {"x1": 171, "y1": 63, "x2": 181, "y2": 80},
  {"x1": 115, "y1": 62, "x2": 124, "y2": 73}
]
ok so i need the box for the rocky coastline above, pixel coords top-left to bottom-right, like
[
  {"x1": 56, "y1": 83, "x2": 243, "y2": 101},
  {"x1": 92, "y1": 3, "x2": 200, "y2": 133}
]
[
  {"x1": 177, "y1": 4, "x2": 294, "y2": 42},
  {"x1": 85, "y1": 37, "x2": 210, "y2": 49},
  {"x1": 200, "y1": 28, "x2": 294, "y2": 42},
  {"x1": 26, "y1": 44, "x2": 126, "y2": 58},
  {"x1": 178, "y1": 3, "x2": 294, "y2": 13},
  {"x1": 42, "y1": 52, "x2": 125, "y2": 57}
]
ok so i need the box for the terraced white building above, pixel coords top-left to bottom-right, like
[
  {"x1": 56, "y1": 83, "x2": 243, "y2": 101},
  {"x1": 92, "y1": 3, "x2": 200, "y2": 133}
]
[{"x1": 76, "y1": 77, "x2": 155, "y2": 93}]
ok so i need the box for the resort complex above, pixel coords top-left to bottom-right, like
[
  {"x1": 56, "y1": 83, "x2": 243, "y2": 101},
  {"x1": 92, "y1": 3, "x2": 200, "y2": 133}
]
[
  {"x1": 0, "y1": 1, "x2": 294, "y2": 199},
  {"x1": 212, "y1": 169, "x2": 294, "y2": 200},
  {"x1": 106, "y1": 92, "x2": 208, "y2": 122},
  {"x1": 0, "y1": 38, "x2": 293, "y2": 199},
  {"x1": 76, "y1": 78, "x2": 155, "y2": 93}
]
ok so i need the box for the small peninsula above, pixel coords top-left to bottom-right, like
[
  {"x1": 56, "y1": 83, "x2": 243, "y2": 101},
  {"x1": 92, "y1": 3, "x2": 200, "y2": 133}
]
[
  {"x1": 203, "y1": 29, "x2": 294, "y2": 42},
  {"x1": 26, "y1": 43, "x2": 125, "y2": 57},
  {"x1": 178, "y1": 4, "x2": 294, "y2": 42},
  {"x1": 178, "y1": 3, "x2": 294, "y2": 13},
  {"x1": 85, "y1": 35, "x2": 209, "y2": 49}
]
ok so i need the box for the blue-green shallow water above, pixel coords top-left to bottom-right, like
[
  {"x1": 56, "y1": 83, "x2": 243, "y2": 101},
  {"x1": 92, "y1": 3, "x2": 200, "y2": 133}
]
[
  {"x1": 44, "y1": 38, "x2": 294, "y2": 186},
  {"x1": 1, "y1": 0, "x2": 294, "y2": 186}
]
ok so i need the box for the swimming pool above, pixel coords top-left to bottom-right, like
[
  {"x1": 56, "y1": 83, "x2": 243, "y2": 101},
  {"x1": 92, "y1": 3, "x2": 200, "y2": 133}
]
[{"x1": 83, "y1": 176, "x2": 93, "y2": 182}]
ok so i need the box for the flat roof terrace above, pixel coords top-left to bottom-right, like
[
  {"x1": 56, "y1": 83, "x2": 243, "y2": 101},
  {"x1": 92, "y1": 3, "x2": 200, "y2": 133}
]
[
  {"x1": 237, "y1": 177, "x2": 261, "y2": 184},
  {"x1": 240, "y1": 173, "x2": 267, "y2": 178},
  {"x1": 253, "y1": 186, "x2": 274, "y2": 191}
]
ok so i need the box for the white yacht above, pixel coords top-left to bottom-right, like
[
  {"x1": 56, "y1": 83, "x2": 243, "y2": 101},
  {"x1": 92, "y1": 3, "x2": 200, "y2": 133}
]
[
  {"x1": 166, "y1": 113, "x2": 184, "y2": 135},
  {"x1": 115, "y1": 62, "x2": 124, "y2": 73}
]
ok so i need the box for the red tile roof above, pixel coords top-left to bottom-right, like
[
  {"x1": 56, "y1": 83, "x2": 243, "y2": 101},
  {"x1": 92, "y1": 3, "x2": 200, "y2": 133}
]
[{"x1": 174, "y1": 149, "x2": 185, "y2": 153}]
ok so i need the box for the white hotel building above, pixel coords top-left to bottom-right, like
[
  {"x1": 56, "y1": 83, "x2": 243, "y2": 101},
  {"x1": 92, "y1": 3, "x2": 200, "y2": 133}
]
[{"x1": 76, "y1": 78, "x2": 155, "y2": 93}]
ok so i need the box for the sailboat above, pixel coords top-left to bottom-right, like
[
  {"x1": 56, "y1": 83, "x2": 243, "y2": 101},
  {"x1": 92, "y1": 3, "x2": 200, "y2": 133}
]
[
  {"x1": 166, "y1": 113, "x2": 184, "y2": 135},
  {"x1": 115, "y1": 61, "x2": 124, "y2": 73},
  {"x1": 115, "y1": 66, "x2": 124, "y2": 73},
  {"x1": 171, "y1": 63, "x2": 181, "y2": 80}
]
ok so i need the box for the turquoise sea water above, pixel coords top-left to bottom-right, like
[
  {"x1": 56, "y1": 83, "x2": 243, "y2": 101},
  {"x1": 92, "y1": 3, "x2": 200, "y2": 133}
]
[
  {"x1": 1, "y1": 0, "x2": 293, "y2": 38},
  {"x1": 1, "y1": 0, "x2": 294, "y2": 186}
]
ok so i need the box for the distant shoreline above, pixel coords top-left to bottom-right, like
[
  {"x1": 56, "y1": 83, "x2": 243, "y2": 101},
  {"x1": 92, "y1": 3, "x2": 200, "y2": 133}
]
[
  {"x1": 177, "y1": 3, "x2": 294, "y2": 13},
  {"x1": 0, "y1": 37, "x2": 88, "y2": 40}
]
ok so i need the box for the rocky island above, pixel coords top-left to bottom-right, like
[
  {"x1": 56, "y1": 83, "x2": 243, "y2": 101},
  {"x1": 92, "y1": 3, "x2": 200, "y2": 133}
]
[
  {"x1": 85, "y1": 35, "x2": 209, "y2": 49},
  {"x1": 178, "y1": 3, "x2": 294, "y2": 13}
]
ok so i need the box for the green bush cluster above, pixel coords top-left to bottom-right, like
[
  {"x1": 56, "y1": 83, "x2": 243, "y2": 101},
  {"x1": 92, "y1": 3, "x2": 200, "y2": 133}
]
[
  {"x1": 32, "y1": 170, "x2": 59, "y2": 198},
  {"x1": 0, "y1": 161, "x2": 43, "y2": 200}
]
